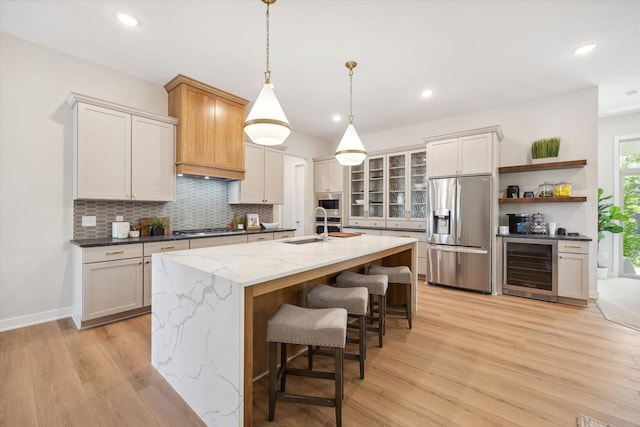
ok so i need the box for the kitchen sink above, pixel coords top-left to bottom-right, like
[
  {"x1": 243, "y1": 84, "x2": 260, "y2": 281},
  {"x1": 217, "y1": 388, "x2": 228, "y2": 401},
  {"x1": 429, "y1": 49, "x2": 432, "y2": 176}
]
[{"x1": 283, "y1": 237, "x2": 327, "y2": 245}]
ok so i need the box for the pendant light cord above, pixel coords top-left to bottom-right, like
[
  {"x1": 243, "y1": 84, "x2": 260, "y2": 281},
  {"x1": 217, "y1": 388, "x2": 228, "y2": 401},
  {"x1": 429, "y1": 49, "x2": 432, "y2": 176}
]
[
  {"x1": 265, "y1": 2, "x2": 271, "y2": 83},
  {"x1": 348, "y1": 66, "x2": 354, "y2": 125}
]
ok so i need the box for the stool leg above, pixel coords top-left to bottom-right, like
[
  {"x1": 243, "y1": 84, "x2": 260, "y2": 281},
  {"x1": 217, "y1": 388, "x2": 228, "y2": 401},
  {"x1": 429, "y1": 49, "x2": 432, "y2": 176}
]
[
  {"x1": 280, "y1": 343, "x2": 287, "y2": 392},
  {"x1": 405, "y1": 283, "x2": 412, "y2": 329},
  {"x1": 358, "y1": 314, "x2": 366, "y2": 378},
  {"x1": 378, "y1": 295, "x2": 386, "y2": 347},
  {"x1": 307, "y1": 345, "x2": 313, "y2": 370},
  {"x1": 335, "y1": 347, "x2": 343, "y2": 427},
  {"x1": 369, "y1": 295, "x2": 374, "y2": 324},
  {"x1": 268, "y1": 341, "x2": 277, "y2": 421}
]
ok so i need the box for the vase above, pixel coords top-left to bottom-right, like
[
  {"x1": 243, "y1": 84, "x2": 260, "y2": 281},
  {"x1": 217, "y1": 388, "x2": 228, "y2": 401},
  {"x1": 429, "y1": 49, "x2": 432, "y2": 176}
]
[
  {"x1": 531, "y1": 156, "x2": 559, "y2": 164},
  {"x1": 151, "y1": 227, "x2": 164, "y2": 236}
]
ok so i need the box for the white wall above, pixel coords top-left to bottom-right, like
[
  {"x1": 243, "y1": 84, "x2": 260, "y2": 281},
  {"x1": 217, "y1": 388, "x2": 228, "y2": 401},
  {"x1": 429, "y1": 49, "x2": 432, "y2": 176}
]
[
  {"x1": 349, "y1": 88, "x2": 599, "y2": 295},
  {"x1": 597, "y1": 112, "x2": 640, "y2": 273}
]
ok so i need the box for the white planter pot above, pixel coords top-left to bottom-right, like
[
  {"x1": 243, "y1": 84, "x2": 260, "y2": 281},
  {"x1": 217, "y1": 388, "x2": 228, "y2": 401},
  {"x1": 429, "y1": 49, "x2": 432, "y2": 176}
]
[
  {"x1": 597, "y1": 266, "x2": 608, "y2": 279},
  {"x1": 531, "y1": 156, "x2": 559, "y2": 164}
]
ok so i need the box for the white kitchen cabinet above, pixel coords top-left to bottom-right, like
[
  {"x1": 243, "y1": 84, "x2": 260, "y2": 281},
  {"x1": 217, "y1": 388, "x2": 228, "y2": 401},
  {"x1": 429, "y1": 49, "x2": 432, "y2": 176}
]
[
  {"x1": 557, "y1": 240, "x2": 589, "y2": 301},
  {"x1": 143, "y1": 240, "x2": 189, "y2": 307},
  {"x1": 314, "y1": 159, "x2": 344, "y2": 193},
  {"x1": 69, "y1": 93, "x2": 177, "y2": 201},
  {"x1": 248, "y1": 233, "x2": 273, "y2": 243},
  {"x1": 348, "y1": 155, "x2": 385, "y2": 225},
  {"x1": 228, "y1": 143, "x2": 284, "y2": 204},
  {"x1": 342, "y1": 227, "x2": 381, "y2": 236},
  {"x1": 190, "y1": 235, "x2": 248, "y2": 249},
  {"x1": 273, "y1": 231, "x2": 294, "y2": 240},
  {"x1": 426, "y1": 132, "x2": 493, "y2": 178},
  {"x1": 386, "y1": 149, "x2": 427, "y2": 230},
  {"x1": 72, "y1": 243, "x2": 145, "y2": 328}
]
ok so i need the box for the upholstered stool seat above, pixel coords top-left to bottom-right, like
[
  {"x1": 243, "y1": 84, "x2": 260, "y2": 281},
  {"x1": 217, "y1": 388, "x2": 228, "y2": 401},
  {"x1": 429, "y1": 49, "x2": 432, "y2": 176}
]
[
  {"x1": 336, "y1": 271, "x2": 388, "y2": 347},
  {"x1": 267, "y1": 304, "x2": 347, "y2": 426},
  {"x1": 368, "y1": 265, "x2": 412, "y2": 329},
  {"x1": 307, "y1": 284, "x2": 368, "y2": 378}
]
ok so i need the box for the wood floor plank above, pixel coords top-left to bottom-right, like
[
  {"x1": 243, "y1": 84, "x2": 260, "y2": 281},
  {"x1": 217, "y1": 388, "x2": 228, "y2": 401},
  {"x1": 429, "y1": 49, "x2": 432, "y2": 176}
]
[
  {"x1": 0, "y1": 347, "x2": 38, "y2": 426},
  {"x1": 137, "y1": 380, "x2": 206, "y2": 426}
]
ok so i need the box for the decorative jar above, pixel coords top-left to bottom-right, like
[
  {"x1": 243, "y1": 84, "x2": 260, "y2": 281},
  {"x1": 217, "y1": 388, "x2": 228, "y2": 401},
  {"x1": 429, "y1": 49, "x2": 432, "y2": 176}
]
[
  {"x1": 538, "y1": 181, "x2": 555, "y2": 198},
  {"x1": 554, "y1": 180, "x2": 572, "y2": 197}
]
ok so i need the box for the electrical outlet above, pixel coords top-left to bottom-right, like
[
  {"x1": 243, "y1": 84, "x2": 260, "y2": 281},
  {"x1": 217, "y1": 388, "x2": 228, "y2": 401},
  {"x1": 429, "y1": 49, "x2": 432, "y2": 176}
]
[
  {"x1": 82, "y1": 216, "x2": 96, "y2": 227},
  {"x1": 116, "y1": 215, "x2": 124, "y2": 221}
]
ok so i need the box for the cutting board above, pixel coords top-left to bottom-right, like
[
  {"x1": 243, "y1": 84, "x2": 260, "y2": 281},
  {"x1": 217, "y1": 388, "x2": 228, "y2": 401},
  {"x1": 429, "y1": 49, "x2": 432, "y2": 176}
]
[
  {"x1": 328, "y1": 232, "x2": 361, "y2": 238},
  {"x1": 140, "y1": 217, "x2": 170, "y2": 236}
]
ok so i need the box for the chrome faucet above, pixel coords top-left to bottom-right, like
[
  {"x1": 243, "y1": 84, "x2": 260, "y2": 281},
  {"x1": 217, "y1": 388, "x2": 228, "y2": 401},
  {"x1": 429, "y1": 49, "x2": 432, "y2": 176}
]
[{"x1": 313, "y1": 206, "x2": 329, "y2": 242}]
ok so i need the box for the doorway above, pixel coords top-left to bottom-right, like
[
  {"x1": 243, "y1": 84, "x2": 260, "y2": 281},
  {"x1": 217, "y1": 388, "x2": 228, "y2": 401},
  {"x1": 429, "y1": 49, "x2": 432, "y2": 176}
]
[
  {"x1": 616, "y1": 134, "x2": 640, "y2": 278},
  {"x1": 279, "y1": 154, "x2": 306, "y2": 237}
]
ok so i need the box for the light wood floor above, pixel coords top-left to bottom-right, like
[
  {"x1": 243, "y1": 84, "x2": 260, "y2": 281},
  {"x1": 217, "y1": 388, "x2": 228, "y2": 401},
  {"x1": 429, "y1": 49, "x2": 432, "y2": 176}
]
[{"x1": 1, "y1": 283, "x2": 639, "y2": 427}]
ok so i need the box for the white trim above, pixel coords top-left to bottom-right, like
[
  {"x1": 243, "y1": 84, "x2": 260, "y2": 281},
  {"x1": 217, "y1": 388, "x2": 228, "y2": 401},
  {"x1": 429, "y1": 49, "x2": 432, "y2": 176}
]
[
  {"x1": 0, "y1": 306, "x2": 73, "y2": 332},
  {"x1": 422, "y1": 125, "x2": 504, "y2": 143},
  {"x1": 67, "y1": 92, "x2": 178, "y2": 125}
]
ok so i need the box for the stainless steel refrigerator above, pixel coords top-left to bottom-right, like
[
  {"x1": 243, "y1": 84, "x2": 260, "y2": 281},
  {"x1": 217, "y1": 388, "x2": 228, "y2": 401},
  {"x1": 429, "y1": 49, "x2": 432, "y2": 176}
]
[{"x1": 427, "y1": 175, "x2": 492, "y2": 293}]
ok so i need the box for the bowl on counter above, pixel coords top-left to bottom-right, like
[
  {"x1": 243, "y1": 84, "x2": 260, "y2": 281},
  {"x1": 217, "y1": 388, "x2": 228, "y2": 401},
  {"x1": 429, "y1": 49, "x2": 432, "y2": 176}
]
[
  {"x1": 261, "y1": 222, "x2": 279, "y2": 229},
  {"x1": 355, "y1": 199, "x2": 364, "y2": 205}
]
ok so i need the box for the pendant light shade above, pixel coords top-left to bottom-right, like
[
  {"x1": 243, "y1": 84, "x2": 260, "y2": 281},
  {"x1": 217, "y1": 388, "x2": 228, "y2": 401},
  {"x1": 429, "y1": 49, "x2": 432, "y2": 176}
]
[
  {"x1": 335, "y1": 124, "x2": 366, "y2": 166},
  {"x1": 245, "y1": 83, "x2": 291, "y2": 146},
  {"x1": 335, "y1": 61, "x2": 366, "y2": 166},
  {"x1": 244, "y1": 0, "x2": 290, "y2": 146}
]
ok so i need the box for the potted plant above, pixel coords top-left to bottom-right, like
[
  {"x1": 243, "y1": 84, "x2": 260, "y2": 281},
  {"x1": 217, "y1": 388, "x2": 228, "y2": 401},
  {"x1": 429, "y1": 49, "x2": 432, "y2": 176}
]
[
  {"x1": 531, "y1": 137, "x2": 560, "y2": 164},
  {"x1": 597, "y1": 188, "x2": 629, "y2": 278},
  {"x1": 148, "y1": 218, "x2": 166, "y2": 236},
  {"x1": 237, "y1": 215, "x2": 245, "y2": 230}
]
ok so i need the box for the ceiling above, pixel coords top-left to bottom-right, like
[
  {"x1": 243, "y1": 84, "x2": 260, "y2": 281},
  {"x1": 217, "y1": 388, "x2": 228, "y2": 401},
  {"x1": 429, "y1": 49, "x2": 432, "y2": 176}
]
[{"x1": 1, "y1": 0, "x2": 639, "y2": 143}]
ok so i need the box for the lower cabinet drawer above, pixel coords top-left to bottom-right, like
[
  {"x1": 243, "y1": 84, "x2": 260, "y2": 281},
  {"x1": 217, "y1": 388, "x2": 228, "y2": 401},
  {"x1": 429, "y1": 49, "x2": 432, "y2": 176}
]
[
  {"x1": 83, "y1": 244, "x2": 143, "y2": 263},
  {"x1": 248, "y1": 233, "x2": 273, "y2": 243},
  {"x1": 144, "y1": 240, "x2": 189, "y2": 256},
  {"x1": 558, "y1": 240, "x2": 589, "y2": 254}
]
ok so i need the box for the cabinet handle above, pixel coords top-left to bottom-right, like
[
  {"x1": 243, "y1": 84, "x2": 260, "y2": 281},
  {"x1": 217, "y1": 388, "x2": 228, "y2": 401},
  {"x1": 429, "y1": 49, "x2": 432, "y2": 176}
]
[
  {"x1": 138, "y1": 261, "x2": 143, "y2": 265},
  {"x1": 399, "y1": 235, "x2": 411, "y2": 238},
  {"x1": 145, "y1": 260, "x2": 151, "y2": 264},
  {"x1": 256, "y1": 237, "x2": 265, "y2": 241},
  {"x1": 161, "y1": 246, "x2": 175, "y2": 250},
  {"x1": 132, "y1": 194, "x2": 136, "y2": 199},
  {"x1": 563, "y1": 245, "x2": 581, "y2": 249},
  {"x1": 559, "y1": 256, "x2": 563, "y2": 259},
  {"x1": 106, "y1": 250, "x2": 124, "y2": 255}
]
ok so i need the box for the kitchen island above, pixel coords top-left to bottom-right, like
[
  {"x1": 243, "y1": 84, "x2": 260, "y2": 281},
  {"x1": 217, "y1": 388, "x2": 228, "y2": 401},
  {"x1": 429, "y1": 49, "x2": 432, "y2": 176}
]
[{"x1": 151, "y1": 234, "x2": 417, "y2": 426}]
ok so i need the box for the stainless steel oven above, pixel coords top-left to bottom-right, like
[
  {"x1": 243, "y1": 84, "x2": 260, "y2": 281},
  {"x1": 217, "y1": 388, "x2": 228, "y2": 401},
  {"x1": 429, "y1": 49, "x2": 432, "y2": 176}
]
[
  {"x1": 503, "y1": 237, "x2": 558, "y2": 302},
  {"x1": 315, "y1": 193, "x2": 342, "y2": 233}
]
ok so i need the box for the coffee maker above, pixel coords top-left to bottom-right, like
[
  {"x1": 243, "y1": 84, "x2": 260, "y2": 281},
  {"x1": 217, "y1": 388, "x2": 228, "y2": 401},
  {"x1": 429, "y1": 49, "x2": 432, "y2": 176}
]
[{"x1": 506, "y1": 213, "x2": 529, "y2": 234}]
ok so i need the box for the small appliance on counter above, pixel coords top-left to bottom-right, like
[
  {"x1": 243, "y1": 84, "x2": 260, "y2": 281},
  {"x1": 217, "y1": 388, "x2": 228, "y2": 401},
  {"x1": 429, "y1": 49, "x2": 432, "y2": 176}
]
[
  {"x1": 112, "y1": 221, "x2": 130, "y2": 239},
  {"x1": 530, "y1": 212, "x2": 546, "y2": 234},
  {"x1": 506, "y1": 213, "x2": 529, "y2": 234},
  {"x1": 506, "y1": 185, "x2": 520, "y2": 199}
]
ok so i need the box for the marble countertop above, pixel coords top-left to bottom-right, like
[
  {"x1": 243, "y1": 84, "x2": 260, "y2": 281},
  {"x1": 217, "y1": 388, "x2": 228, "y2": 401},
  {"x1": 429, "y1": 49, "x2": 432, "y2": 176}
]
[
  {"x1": 496, "y1": 233, "x2": 592, "y2": 241},
  {"x1": 71, "y1": 227, "x2": 296, "y2": 248},
  {"x1": 154, "y1": 234, "x2": 417, "y2": 288}
]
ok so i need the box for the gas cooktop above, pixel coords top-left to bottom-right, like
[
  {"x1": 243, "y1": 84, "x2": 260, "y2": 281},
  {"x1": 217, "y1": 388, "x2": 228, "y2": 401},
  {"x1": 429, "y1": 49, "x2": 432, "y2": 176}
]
[{"x1": 173, "y1": 228, "x2": 243, "y2": 236}]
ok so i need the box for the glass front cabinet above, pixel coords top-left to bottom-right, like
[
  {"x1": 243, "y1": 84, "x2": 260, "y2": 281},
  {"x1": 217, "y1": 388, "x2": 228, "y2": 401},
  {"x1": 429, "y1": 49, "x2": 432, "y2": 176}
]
[
  {"x1": 386, "y1": 149, "x2": 427, "y2": 229},
  {"x1": 349, "y1": 155, "x2": 386, "y2": 227},
  {"x1": 348, "y1": 150, "x2": 426, "y2": 229}
]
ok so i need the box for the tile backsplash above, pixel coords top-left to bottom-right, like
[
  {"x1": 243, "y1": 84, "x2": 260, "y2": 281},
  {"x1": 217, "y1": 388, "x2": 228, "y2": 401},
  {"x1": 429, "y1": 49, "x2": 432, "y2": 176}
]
[{"x1": 74, "y1": 176, "x2": 273, "y2": 239}]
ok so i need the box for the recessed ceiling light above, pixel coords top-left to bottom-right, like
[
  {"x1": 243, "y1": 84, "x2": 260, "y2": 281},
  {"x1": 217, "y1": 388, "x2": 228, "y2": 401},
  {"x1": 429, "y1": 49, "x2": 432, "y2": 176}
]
[
  {"x1": 204, "y1": 176, "x2": 210, "y2": 180},
  {"x1": 420, "y1": 89, "x2": 434, "y2": 98},
  {"x1": 573, "y1": 43, "x2": 597, "y2": 55},
  {"x1": 332, "y1": 115, "x2": 342, "y2": 122},
  {"x1": 114, "y1": 12, "x2": 140, "y2": 27},
  {"x1": 177, "y1": 173, "x2": 184, "y2": 177}
]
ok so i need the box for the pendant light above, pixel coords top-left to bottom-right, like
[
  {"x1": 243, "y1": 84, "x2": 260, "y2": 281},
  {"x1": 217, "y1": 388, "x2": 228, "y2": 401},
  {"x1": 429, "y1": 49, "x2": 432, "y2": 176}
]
[
  {"x1": 335, "y1": 61, "x2": 367, "y2": 166},
  {"x1": 244, "y1": 0, "x2": 291, "y2": 146}
]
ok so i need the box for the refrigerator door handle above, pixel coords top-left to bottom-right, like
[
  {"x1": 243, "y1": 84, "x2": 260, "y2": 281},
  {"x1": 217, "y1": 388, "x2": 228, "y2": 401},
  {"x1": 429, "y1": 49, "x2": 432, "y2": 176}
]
[
  {"x1": 428, "y1": 244, "x2": 489, "y2": 255},
  {"x1": 455, "y1": 181, "x2": 461, "y2": 245}
]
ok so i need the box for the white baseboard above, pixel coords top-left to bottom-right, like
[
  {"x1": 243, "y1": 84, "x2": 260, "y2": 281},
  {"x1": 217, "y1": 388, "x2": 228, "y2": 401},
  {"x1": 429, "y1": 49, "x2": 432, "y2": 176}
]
[
  {"x1": 0, "y1": 306, "x2": 73, "y2": 332},
  {"x1": 589, "y1": 289, "x2": 599, "y2": 299}
]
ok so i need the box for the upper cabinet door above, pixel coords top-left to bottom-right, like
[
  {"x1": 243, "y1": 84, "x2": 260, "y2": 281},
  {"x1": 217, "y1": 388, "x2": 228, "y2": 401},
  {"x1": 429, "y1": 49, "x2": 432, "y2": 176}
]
[
  {"x1": 131, "y1": 116, "x2": 176, "y2": 201},
  {"x1": 264, "y1": 148, "x2": 284, "y2": 204},
  {"x1": 240, "y1": 144, "x2": 264, "y2": 203},
  {"x1": 426, "y1": 138, "x2": 458, "y2": 178},
  {"x1": 459, "y1": 133, "x2": 492, "y2": 175},
  {"x1": 314, "y1": 159, "x2": 344, "y2": 193},
  {"x1": 213, "y1": 97, "x2": 245, "y2": 171},
  {"x1": 76, "y1": 103, "x2": 131, "y2": 200}
]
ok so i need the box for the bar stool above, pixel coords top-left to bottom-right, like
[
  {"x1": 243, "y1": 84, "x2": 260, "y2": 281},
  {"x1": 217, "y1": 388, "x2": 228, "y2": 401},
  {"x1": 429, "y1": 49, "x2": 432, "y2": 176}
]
[
  {"x1": 336, "y1": 271, "x2": 388, "y2": 347},
  {"x1": 307, "y1": 284, "x2": 369, "y2": 379},
  {"x1": 267, "y1": 303, "x2": 347, "y2": 426},
  {"x1": 368, "y1": 265, "x2": 413, "y2": 329}
]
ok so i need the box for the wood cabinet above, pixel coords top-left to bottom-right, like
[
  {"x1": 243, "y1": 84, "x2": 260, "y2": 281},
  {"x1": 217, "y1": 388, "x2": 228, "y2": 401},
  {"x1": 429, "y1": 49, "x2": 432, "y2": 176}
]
[
  {"x1": 426, "y1": 133, "x2": 493, "y2": 178},
  {"x1": 72, "y1": 244, "x2": 145, "y2": 328},
  {"x1": 557, "y1": 240, "x2": 589, "y2": 301},
  {"x1": 314, "y1": 159, "x2": 344, "y2": 193},
  {"x1": 380, "y1": 229, "x2": 427, "y2": 277},
  {"x1": 143, "y1": 241, "x2": 189, "y2": 307},
  {"x1": 165, "y1": 75, "x2": 249, "y2": 180},
  {"x1": 273, "y1": 231, "x2": 294, "y2": 240},
  {"x1": 228, "y1": 143, "x2": 284, "y2": 204},
  {"x1": 69, "y1": 94, "x2": 177, "y2": 201},
  {"x1": 247, "y1": 233, "x2": 273, "y2": 243},
  {"x1": 189, "y1": 235, "x2": 248, "y2": 249}
]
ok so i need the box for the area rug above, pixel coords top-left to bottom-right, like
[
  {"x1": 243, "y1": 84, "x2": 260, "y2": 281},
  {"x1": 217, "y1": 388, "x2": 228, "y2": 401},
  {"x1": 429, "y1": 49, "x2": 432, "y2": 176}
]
[
  {"x1": 577, "y1": 414, "x2": 615, "y2": 427},
  {"x1": 596, "y1": 277, "x2": 640, "y2": 332}
]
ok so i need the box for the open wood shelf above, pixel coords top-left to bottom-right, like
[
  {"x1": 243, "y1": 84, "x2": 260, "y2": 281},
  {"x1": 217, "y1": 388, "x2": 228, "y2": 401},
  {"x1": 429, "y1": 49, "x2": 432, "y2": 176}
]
[
  {"x1": 499, "y1": 196, "x2": 587, "y2": 204},
  {"x1": 498, "y1": 159, "x2": 586, "y2": 174}
]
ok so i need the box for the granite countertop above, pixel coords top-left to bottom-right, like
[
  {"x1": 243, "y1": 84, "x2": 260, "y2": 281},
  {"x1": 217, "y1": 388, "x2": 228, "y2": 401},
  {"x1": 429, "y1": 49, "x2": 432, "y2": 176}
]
[
  {"x1": 496, "y1": 233, "x2": 592, "y2": 241},
  {"x1": 71, "y1": 227, "x2": 297, "y2": 248}
]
